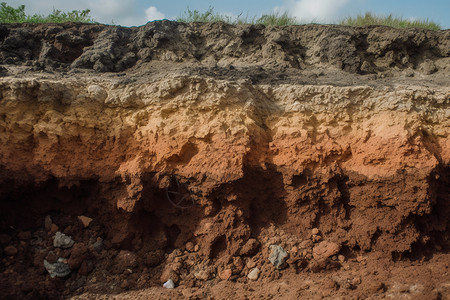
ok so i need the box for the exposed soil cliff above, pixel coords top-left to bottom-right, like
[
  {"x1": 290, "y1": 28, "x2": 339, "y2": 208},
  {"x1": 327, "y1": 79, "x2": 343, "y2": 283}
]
[{"x1": 0, "y1": 22, "x2": 449, "y2": 299}]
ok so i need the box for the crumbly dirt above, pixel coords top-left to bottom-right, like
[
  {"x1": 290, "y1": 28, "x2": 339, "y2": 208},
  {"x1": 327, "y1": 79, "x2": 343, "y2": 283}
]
[{"x1": 0, "y1": 22, "x2": 449, "y2": 299}]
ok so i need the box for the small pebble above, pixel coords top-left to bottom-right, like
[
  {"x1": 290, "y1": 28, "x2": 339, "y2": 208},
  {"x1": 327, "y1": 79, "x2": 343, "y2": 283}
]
[
  {"x1": 92, "y1": 238, "x2": 103, "y2": 252},
  {"x1": 219, "y1": 269, "x2": 232, "y2": 281},
  {"x1": 185, "y1": 242, "x2": 194, "y2": 252},
  {"x1": 247, "y1": 268, "x2": 260, "y2": 280},
  {"x1": 269, "y1": 245, "x2": 288, "y2": 269},
  {"x1": 311, "y1": 228, "x2": 320, "y2": 235},
  {"x1": 163, "y1": 279, "x2": 175, "y2": 289},
  {"x1": 53, "y1": 232, "x2": 75, "y2": 249},
  {"x1": 44, "y1": 257, "x2": 71, "y2": 278},
  {"x1": 77, "y1": 216, "x2": 93, "y2": 228}
]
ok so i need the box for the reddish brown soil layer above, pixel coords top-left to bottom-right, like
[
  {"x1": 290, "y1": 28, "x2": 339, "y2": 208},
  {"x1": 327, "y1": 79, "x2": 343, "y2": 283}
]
[{"x1": 0, "y1": 22, "x2": 449, "y2": 299}]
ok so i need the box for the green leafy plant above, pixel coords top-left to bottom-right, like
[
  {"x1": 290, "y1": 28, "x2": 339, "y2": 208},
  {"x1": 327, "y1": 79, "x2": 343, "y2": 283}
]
[
  {"x1": 340, "y1": 12, "x2": 440, "y2": 30},
  {"x1": 0, "y1": 2, "x2": 95, "y2": 23},
  {"x1": 0, "y1": 2, "x2": 26, "y2": 22}
]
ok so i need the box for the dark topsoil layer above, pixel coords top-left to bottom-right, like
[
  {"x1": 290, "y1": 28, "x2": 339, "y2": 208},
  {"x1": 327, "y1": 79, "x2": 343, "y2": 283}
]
[{"x1": 0, "y1": 21, "x2": 449, "y2": 87}]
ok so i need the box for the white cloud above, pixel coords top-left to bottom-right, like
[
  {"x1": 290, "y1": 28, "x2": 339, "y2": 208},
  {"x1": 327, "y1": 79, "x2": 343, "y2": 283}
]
[
  {"x1": 4, "y1": 0, "x2": 162, "y2": 26},
  {"x1": 145, "y1": 6, "x2": 165, "y2": 21},
  {"x1": 281, "y1": 0, "x2": 351, "y2": 23}
]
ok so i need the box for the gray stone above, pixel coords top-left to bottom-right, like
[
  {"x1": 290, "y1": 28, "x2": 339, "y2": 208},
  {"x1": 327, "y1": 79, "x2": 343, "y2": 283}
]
[
  {"x1": 53, "y1": 232, "x2": 74, "y2": 249},
  {"x1": 269, "y1": 245, "x2": 288, "y2": 269},
  {"x1": 247, "y1": 268, "x2": 260, "y2": 280},
  {"x1": 92, "y1": 238, "x2": 103, "y2": 252},
  {"x1": 163, "y1": 279, "x2": 175, "y2": 289},
  {"x1": 44, "y1": 258, "x2": 71, "y2": 278}
]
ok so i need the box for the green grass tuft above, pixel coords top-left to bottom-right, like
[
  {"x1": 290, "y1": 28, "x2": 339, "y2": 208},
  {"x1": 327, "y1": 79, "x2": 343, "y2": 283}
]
[
  {"x1": 177, "y1": 7, "x2": 298, "y2": 26},
  {"x1": 176, "y1": 8, "x2": 442, "y2": 30},
  {"x1": 0, "y1": 2, "x2": 95, "y2": 24},
  {"x1": 256, "y1": 12, "x2": 298, "y2": 26},
  {"x1": 340, "y1": 12, "x2": 440, "y2": 30}
]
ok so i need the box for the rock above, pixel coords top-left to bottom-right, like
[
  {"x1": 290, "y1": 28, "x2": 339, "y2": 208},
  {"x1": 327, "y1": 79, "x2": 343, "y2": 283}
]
[
  {"x1": 115, "y1": 250, "x2": 138, "y2": 269},
  {"x1": 248, "y1": 268, "x2": 260, "y2": 280},
  {"x1": 311, "y1": 228, "x2": 320, "y2": 235},
  {"x1": 44, "y1": 258, "x2": 71, "y2": 278},
  {"x1": 77, "y1": 216, "x2": 93, "y2": 228},
  {"x1": 194, "y1": 244, "x2": 199, "y2": 252},
  {"x1": 53, "y1": 232, "x2": 74, "y2": 249},
  {"x1": 44, "y1": 215, "x2": 52, "y2": 230},
  {"x1": 312, "y1": 241, "x2": 340, "y2": 261},
  {"x1": 290, "y1": 246, "x2": 298, "y2": 254},
  {"x1": 4, "y1": 245, "x2": 18, "y2": 256},
  {"x1": 185, "y1": 242, "x2": 194, "y2": 252},
  {"x1": 240, "y1": 238, "x2": 260, "y2": 256},
  {"x1": 91, "y1": 238, "x2": 103, "y2": 253},
  {"x1": 269, "y1": 245, "x2": 288, "y2": 269},
  {"x1": 338, "y1": 255, "x2": 345, "y2": 263},
  {"x1": 219, "y1": 269, "x2": 232, "y2": 281},
  {"x1": 18, "y1": 231, "x2": 32, "y2": 240},
  {"x1": 163, "y1": 279, "x2": 175, "y2": 289}
]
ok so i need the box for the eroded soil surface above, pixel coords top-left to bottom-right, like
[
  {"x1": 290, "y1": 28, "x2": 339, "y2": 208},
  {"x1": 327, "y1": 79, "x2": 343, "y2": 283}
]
[{"x1": 0, "y1": 22, "x2": 449, "y2": 299}]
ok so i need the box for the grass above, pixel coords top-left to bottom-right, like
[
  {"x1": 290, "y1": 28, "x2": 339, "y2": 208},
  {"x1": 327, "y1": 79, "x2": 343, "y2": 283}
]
[
  {"x1": 0, "y1": 2, "x2": 95, "y2": 24},
  {"x1": 0, "y1": 3, "x2": 441, "y2": 30},
  {"x1": 177, "y1": 7, "x2": 441, "y2": 30},
  {"x1": 176, "y1": 7, "x2": 297, "y2": 26},
  {"x1": 340, "y1": 12, "x2": 441, "y2": 30}
]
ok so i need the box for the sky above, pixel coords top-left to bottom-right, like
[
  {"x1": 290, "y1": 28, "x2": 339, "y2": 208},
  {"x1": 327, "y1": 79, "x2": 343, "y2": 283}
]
[{"x1": 4, "y1": 0, "x2": 450, "y2": 28}]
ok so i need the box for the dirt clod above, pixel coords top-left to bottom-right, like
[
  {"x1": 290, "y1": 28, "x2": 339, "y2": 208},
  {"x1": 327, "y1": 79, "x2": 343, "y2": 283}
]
[{"x1": 313, "y1": 241, "x2": 341, "y2": 261}]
